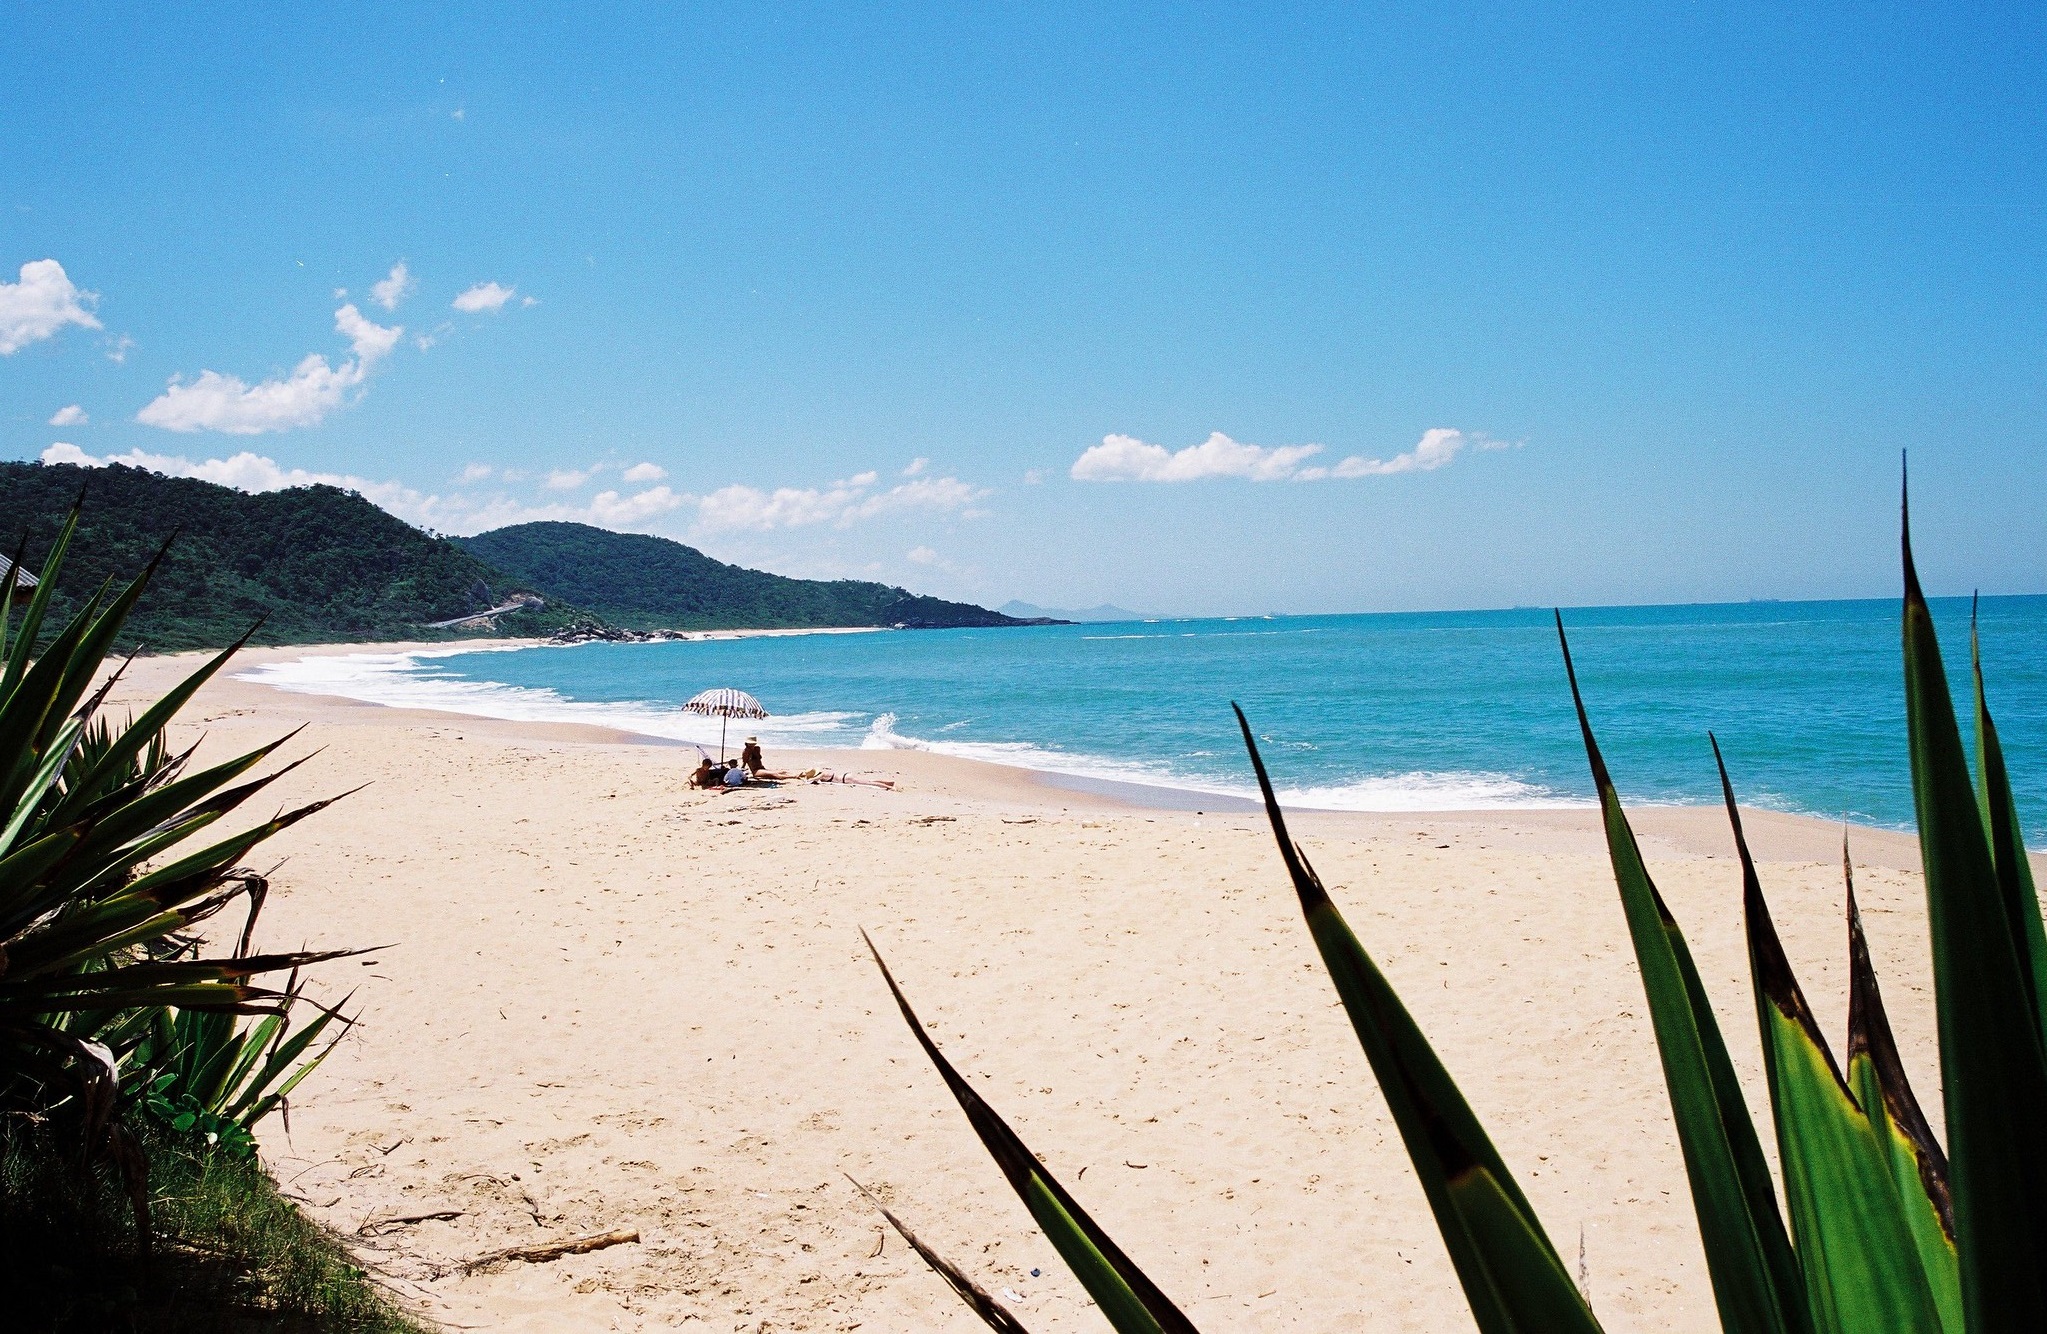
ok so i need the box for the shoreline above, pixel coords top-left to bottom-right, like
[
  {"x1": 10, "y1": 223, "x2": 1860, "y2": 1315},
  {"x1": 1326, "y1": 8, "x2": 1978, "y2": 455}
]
[
  {"x1": 98, "y1": 637, "x2": 2019, "y2": 1330},
  {"x1": 214, "y1": 640, "x2": 1952, "y2": 850}
]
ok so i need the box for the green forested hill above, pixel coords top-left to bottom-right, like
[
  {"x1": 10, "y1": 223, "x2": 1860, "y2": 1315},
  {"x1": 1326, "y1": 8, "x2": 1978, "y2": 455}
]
[
  {"x1": 0, "y1": 462, "x2": 575, "y2": 651},
  {"x1": 459, "y1": 521, "x2": 1032, "y2": 630}
]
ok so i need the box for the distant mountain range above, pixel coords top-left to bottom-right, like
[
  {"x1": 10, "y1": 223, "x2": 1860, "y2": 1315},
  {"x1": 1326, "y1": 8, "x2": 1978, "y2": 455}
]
[
  {"x1": 460, "y1": 522, "x2": 1039, "y2": 631},
  {"x1": 999, "y1": 600, "x2": 1154, "y2": 623},
  {"x1": 0, "y1": 462, "x2": 1038, "y2": 650}
]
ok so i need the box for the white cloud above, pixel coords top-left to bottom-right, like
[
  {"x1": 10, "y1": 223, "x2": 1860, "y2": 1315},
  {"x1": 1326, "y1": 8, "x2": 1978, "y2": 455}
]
[
  {"x1": 907, "y1": 545, "x2": 939, "y2": 565},
  {"x1": 622, "y1": 461, "x2": 667, "y2": 483},
  {"x1": 1023, "y1": 468, "x2": 1045, "y2": 484},
  {"x1": 137, "y1": 302, "x2": 401, "y2": 435},
  {"x1": 1299, "y1": 428, "x2": 1492, "y2": 480},
  {"x1": 38, "y1": 440, "x2": 994, "y2": 555},
  {"x1": 35, "y1": 440, "x2": 686, "y2": 537},
  {"x1": 545, "y1": 467, "x2": 592, "y2": 490},
  {"x1": 370, "y1": 261, "x2": 414, "y2": 311},
  {"x1": 1072, "y1": 428, "x2": 1500, "y2": 483},
  {"x1": 453, "y1": 281, "x2": 515, "y2": 313},
  {"x1": 1071, "y1": 432, "x2": 1321, "y2": 483},
  {"x1": 48, "y1": 404, "x2": 86, "y2": 426},
  {"x1": 697, "y1": 476, "x2": 872, "y2": 532},
  {"x1": 334, "y1": 302, "x2": 402, "y2": 363},
  {"x1": 586, "y1": 486, "x2": 686, "y2": 526},
  {"x1": 520, "y1": 295, "x2": 538, "y2": 307},
  {"x1": 104, "y1": 334, "x2": 134, "y2": 364},
  {"x1": 847, "y1": 474, "x2": 984, "y2": 522},
  {"x1": 0, "y1": 259, "x2": 101, "y2": 355},
  {"x1": 693, "y1": 469, "x2": 987, "y2": 533},
  {"x1": 902, "y1": 457, "x2": 928, "y2": 476},
  {"x1": 41, "y1": 441, "x2": 422, "y2": 507}
]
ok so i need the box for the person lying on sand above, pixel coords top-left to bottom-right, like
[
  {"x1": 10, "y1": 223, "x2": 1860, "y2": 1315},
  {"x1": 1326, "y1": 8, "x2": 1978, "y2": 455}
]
[{"x1": 802, "y1": 769, "x2": 896, "y2": 790}]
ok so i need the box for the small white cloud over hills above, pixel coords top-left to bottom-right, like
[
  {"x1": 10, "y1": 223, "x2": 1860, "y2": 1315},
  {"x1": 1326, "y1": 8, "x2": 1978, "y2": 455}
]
[
  {"x1": 136, "y1": 301, "x2": 402, "y2": 435},
  {"x1": 0, "y1": 260, "x2": 101, "y2": 355},
  {"x1": 48, "y1": 404, "x2": 87, "y2": 426},
  {"x1": 1071, "y1": 428, "x2": 1507, "y2": 483},
  {"x1": 38, "y1": 444, "x2": 984, "y2": 544},
  {"x1": 694, "y1": 471, "x2": 985, "y2": 533}
]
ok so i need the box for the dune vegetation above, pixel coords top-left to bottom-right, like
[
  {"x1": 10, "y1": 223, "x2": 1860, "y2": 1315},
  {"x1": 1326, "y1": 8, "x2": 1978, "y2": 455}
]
[{"x1": 0, "y1": 503, "x2": 422, "y2": 1331}]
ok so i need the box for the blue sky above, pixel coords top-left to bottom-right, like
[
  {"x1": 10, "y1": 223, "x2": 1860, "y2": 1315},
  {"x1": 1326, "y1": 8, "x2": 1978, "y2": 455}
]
[{"x1": 3, "y1": 4, "x2": 2041, "y2": 615}]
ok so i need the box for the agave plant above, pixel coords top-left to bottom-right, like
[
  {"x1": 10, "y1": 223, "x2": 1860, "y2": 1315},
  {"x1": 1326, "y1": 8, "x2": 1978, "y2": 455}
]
[
  {"x1": 128, "y1": 951, "x2": 357, "y2": 1159},
  {"x1": 862, "y1": 484, "x2": 2045, "y2": 1332},
  {"x1": 0, "y1": 502, "x2": 357, "y2": 1179}
]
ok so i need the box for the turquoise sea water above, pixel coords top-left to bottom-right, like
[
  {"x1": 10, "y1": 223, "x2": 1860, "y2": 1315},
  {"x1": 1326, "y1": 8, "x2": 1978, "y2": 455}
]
[{"x1": 243, "y1": 595, "x2": 2047, "y2": 844}]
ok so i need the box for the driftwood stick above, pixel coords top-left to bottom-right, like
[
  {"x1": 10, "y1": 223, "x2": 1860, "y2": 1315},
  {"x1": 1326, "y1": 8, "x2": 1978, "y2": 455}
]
[
  {"x1": 460, "y1": 1228, "x2": 640, "y2": 1272},
  {"x1": 358, "y1": 1209, "x2": 464, "y2": 1236}
]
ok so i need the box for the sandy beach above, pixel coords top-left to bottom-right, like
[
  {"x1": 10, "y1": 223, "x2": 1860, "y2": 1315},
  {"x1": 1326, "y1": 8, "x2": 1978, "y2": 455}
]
[{"x1": 104, "y1": 640, "x2": 2014, "y2": 1333}]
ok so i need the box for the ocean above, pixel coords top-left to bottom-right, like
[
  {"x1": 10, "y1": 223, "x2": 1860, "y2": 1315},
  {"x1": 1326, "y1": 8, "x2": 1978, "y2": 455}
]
[{"x1": 241, "y1": 595, "x2": 2047, "y2": 845}]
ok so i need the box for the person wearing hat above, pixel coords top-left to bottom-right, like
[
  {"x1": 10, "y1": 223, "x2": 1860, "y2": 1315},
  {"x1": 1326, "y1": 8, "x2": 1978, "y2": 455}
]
[{"x1": 739, "y1": 736, "x2": 765, "y2": 774}]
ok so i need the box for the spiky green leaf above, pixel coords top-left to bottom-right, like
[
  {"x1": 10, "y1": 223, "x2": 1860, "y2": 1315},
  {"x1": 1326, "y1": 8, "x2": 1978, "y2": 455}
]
[
  {"x1": 846, "y1": 1175, "x2": 1035, "y2": 1333},
  {"x1": 1558, "y1": 620, "x2": 1808, "y2": 1334},
  {"x1": 1969, "y1": 601, "x2": 2047, "y2": 1050},
  {"x1": 1236, "y1": 705, "x2": 1602, "y2": 1334},
  {"x1": 1713, "y1": 742, "x2": 1941, "y2": 1334},
  {"x1": 1900, "y1": 486, "x2": 2047, "y2": 1330},
  {"x1": 866, "y1": 933, "x2": 1198, "y2": 1334},
  {"x1": 1844, "y1": 857, "x2": 1962, "y2": 1334}
]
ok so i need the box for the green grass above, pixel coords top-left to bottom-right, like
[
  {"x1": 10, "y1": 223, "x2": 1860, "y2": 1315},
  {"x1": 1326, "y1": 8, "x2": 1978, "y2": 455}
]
[{"x1": 1, "y1": 1117, "x2": 432, "y2": 1333}]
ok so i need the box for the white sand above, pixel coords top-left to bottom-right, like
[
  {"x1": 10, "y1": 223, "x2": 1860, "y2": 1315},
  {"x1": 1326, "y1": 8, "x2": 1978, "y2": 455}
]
[{"x1": 104, "y1": 641, "x2": 2009, "y2": 1332}]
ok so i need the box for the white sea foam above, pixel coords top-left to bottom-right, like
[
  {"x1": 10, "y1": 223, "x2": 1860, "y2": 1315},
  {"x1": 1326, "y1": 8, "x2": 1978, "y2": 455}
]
[
  {"x1": 236, "y1": 647, "x2": 861, "y2": 754},
  {"x1": 240, "y1": 649, "x2": 1589, "y2": 812},
  {"x1": 857, "y1": 712, "x2": 1585, "y2": 812}
]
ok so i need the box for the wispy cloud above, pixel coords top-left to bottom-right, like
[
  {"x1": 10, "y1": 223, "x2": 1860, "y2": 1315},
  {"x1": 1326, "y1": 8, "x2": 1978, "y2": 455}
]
[
  {"x1": 622, "y1": 461, "x2": 667, "y2": 482},
  {"x1": 0, "y1": 260, "x2": 101, "y2": 355},
  {"x1": 694, "y1": 470, "x2": 987, "y2": 533},
  {"x1": 459, "y1": 463, "x2": 495, "y2": 483},
  {"x1": 1071, "y1": 432, "x2": 1319, "y2": 482},
  {"x1": 48, "y1": 404, "x2": 86, "y2": 426},
  {"x1": 136, "y1": 302, "x2": 402, "y2": 434},
  {"x1": 452, "y1": 281, "x2": 516, "y2": 313},
  {"x1": 544, "y1": 467, "x2": 592, "y2": 490},
  {"x1": 370, "y1": 261, "x2": 414, "y2": 311},
  {"x1": 1293, "y1": 427, "x2": 1504, "y2": 479},
  {"x1": 1071, "y1": 428, "x2": 1503, "y2": 483}
]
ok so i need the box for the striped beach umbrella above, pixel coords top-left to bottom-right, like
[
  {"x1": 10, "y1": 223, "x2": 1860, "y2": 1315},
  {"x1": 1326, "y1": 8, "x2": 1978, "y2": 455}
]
[{"x1": 682, "y1": 687, "x2": 769, "y2": 760}]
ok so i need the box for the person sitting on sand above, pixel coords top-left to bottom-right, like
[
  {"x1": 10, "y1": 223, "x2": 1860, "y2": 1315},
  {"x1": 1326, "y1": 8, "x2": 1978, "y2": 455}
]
[
  {"x1": 722, "y1": 763, "x2": 750, "y2": 789},
  {"x1": 689, "y1": 757, "x2": 722, "y2": 789},
  {"x1": 740, "y1": 738, "x2": 826, "y2": 784}
]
